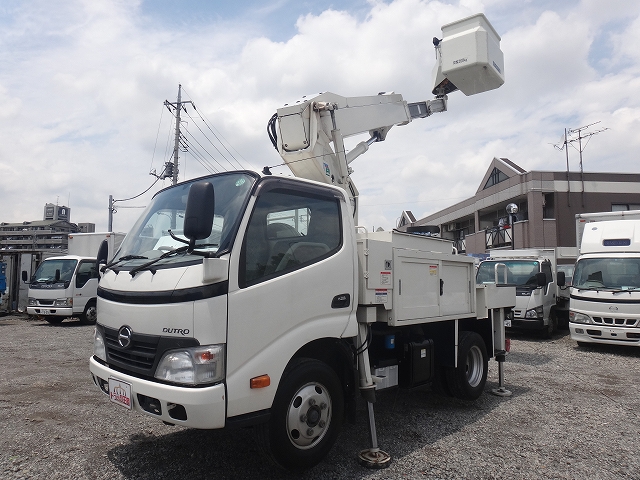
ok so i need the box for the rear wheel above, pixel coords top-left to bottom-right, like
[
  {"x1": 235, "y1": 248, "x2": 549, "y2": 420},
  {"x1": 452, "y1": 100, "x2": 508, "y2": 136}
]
[
  {"x1": 445, "y1": 331, "x2": 488, "y2": 400},
  {"x1": 79, "y1": 300, "x2": 97, "y2": 325},
  {"x1": 256, "y1": 358, "x2": 344, "y2": 471}
]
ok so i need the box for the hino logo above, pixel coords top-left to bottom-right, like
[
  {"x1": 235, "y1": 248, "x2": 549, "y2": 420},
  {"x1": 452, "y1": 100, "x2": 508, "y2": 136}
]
[
  {"x1": 117, "y1": 325, "x2": 133, "y2": 348},
  {"x1": 163, "y1": 328, "x2": 190, "y2": 336},
  {"x1": 609, "y1": 306, "x2": 619, "y2": 311}
]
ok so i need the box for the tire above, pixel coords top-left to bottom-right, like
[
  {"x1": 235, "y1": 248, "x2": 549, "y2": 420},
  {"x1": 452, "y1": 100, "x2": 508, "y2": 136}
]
[
  {"x1": 44, "y1": 316, "x2": 64, "y2": 325},
  {"x1": 445, "y1": 331, "x2": 488, "y2": 401},
  {"x1": 541, "y1": 312, "x2": 557, "y2": 339},
  {"x1": 256, "y1": 358, "x2": 344, "y2": 471},
  {"x1": 79, "y1": 300, "x2": 97, "y2": 325}
]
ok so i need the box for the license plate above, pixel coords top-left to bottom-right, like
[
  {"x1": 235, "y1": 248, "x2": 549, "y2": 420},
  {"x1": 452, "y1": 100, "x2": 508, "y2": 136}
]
[
  {"x1": 504, "y1": 319, "x2": 512, "y2": 327},
  {"x1": 109, "y1": 378, "x2": 132, "y2": 410},
  {"x1": 41, "y1": 309, "x2": 51, "y2": 315}
]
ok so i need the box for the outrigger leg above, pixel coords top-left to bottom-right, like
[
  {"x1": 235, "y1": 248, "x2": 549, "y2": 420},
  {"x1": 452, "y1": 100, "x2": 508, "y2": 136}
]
[
  {"x1": 491, "y1": 306, "x2": 512, "y2": 397},
  {"x1": 355, "y1": 316, "x2": 391, "y2": 468}
]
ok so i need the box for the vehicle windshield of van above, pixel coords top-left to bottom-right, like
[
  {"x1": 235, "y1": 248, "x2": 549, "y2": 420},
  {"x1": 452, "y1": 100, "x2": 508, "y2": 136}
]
[
  {"x1": 476, "y1": 260, "x2": 540, "y2": 286},
  {"x1": 33, "y1": 259, "x2": 78, "y2": 284},
  {"x1": 112, "y1": 172, "x2": 255, "y2": 269},
  {"x1": 557, "y1": 264, "x2": 574, "y2": 286},
  {"x1": 573, "y1": 258, "x2": 640, "y2": 291}
]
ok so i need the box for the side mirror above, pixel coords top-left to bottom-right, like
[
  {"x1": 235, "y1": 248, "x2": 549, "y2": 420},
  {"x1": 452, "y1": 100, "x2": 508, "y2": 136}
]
[
  {"x1": 536, "y1": 272, "x2": 546, "y2": 287},
  {"x1": 22, "y1": 270, "x2": 28, "y2": 283},
  {"x1": 184, "y1": 182, "x2": 214, "y2": 249},
  {"x1": 96, "y1": 240, "x2": 109, "y2": 278},
  {"x1": 557, "y1": 271, "x2": 566, "y2": 287}
]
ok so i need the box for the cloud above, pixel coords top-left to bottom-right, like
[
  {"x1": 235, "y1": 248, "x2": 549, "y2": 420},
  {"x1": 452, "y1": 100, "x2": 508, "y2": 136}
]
[{"x1": 0, "y1": 0, "x2": 639, "y2": 234}]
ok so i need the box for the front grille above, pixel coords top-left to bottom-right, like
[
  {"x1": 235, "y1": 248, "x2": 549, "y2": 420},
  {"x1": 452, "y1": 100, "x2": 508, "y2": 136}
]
[
  {"x1": 100, "y1": 325, "x2": 199, "y2": 378},
  {"x1": 104, "y1": 327, "x2": 158, "y2": 370},
  {"x1": 38, "y1": 299, "x2": 55, "y2": 306},
  {"x1": 592, "y1": 317, "x2": 639, "y2": 328}
]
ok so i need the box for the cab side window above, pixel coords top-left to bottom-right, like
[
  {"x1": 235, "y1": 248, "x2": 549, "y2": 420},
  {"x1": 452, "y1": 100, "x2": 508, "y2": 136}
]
[
  {"x1": 240, "y1": 188, "x2": 342, "y2": 287},
  {"x1": 76, "y1": 261, "x2": 98, "y2": 288}
]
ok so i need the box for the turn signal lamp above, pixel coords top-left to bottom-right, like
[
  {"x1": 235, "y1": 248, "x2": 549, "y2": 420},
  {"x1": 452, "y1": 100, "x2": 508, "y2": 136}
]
[{"x1": 250, "y1": 375, "x2": 271, "y2": 389}]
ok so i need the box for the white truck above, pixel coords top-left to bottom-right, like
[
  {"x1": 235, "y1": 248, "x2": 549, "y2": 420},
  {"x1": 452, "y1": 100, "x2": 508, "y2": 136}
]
[
  {"x1": 89, "y1": 14, "x2": 513, "y2": 470},
  {"x1": 476, "y1": 249, "x2": 568, "y2": 338},
  {"x1": 23, "y1": 232, "x2": 125, "y2": 324},
  {"x1": 569, "y1": 218, "x2": 640, "y2": 347}
]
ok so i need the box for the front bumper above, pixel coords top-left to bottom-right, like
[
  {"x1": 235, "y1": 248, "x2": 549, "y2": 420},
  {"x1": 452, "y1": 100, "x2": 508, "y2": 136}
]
[
  {"x1": 510, "y1": 318, "x2": 544, "y2": 331},
  {"x1": 27, "y1": 306, "x2": 73, "y2": 316},
  {"x1": 90, "y1": 356, "x2": 227, "y2": 429},
  {"x1": 569, "y1": 323, "x2": 640, "y2": 346}
]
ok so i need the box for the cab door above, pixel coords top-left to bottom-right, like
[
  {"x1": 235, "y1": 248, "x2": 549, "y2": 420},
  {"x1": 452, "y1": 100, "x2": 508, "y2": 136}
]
[
  {"x1": 73, "y1": 260, "x2": 98, "y2": 314},
  {"x1": 226, "y1": 180, "x2": 356, "y2": 417}
]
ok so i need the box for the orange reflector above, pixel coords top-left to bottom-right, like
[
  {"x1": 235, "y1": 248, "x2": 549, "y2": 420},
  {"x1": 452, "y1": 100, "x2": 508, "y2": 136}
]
[
  {"x1": 250, "y1": 375, "x2": 271, "y2": 389},
  {"x1": 505, "y1": 338, "x2": 511, "y2": 352}
]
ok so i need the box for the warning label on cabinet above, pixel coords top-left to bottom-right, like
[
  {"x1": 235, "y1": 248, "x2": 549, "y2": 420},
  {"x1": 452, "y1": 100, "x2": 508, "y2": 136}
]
[
  {"x1": 380, "y1": 271, "x2": 391, "y2": 285},
  {"x1": 375, "y1": 289, "x2": 388, "y2": 303}
]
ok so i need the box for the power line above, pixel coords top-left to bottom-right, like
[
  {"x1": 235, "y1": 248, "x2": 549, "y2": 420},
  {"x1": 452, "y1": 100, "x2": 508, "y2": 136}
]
[{"x1": 180, "y1": 86, "x2": 250, "y2": 169}]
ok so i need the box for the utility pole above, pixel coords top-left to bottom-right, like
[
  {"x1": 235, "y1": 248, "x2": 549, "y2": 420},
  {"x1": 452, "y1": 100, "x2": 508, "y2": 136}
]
[
  {"x1": 164, "y1": 84, "x2": 194, "y2": 185},
  {"x1": 108, "y1": 195, "x2": 114, "y2": 232}
]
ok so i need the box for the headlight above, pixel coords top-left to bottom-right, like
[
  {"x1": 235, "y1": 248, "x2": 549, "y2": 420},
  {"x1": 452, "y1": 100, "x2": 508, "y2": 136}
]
[
  {"x1": 93, "y1": 327, "x2": 106, "y2": 362},
  {"x1": 155, "y1": 345, "x2": 225, "y2": 386},
  {"x1": 28, "y1": 297, "x2": 36, "y2": 306},
  {"x1": 569, "y1": 311, "x2": 592, "y2": 324},
  {"x1": 54, "y1": 298, "x2": 72, "y2": 307},
  {"x1": 525, "y1": 306, "x2": 543, "y2": 319}
]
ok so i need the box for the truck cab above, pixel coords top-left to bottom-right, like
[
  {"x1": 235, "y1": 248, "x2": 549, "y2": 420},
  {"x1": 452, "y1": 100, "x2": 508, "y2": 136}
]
[
  {"x1": 570, "y1": 220, "x2": 640, "y2": 347},
  {"x1": 24, "y1": 255, "x2": 99, "y2": 324},
  {"x1": 476, "y1": 249, "x2": 563, "y2": 338}
]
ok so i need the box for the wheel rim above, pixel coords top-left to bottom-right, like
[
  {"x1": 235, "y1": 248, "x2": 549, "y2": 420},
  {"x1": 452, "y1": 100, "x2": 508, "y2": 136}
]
[
  {"x1": 86, "y1": 306, "x2": 97, "y2": 323},
  {"x1": 465, "y1": 345, "x2": 484, "y2": 388},
  {"x1": 286, "y1": 382, "x2": 332, "y2": 450}
]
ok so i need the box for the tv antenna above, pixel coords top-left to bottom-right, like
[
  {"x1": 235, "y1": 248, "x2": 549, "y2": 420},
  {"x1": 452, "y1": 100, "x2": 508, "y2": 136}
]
[{"x1": 553, "y1": 121, "x2": 609, "y2": 207}]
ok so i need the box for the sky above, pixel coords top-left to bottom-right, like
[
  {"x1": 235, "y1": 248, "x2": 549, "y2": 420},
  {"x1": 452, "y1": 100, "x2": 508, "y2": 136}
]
[{"x1": 1, "y1": 0, "x2": 640, "y2": 233}]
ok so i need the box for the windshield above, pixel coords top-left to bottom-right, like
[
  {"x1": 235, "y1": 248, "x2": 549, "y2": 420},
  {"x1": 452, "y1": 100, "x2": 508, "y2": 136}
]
[
  {"x1": 114, "y1": 172, "x2": 256, "y2": 267},
  {"x1": 33, "y1": 259, "x2": 78, "y2": 283},
  {"x1": 557, "y1": 264, "x2": 574, "y2": 286},
  {"x1": 573, "y1": 257, "x2": 640, "y2": 291},
  {"x1": 477, "y1": 260, "x2": 540, "y2": 286}
]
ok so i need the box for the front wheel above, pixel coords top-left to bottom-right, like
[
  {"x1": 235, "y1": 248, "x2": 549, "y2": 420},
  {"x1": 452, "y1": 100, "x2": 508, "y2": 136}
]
[
  {"x1": 445, "y1": 331, "x2": 488, "y2": 400},
  {"x1": 79, "y1": 300, "x2": 97, "y2": 325},
  {"x1": 256, "y1": 358, "x2": 344, "y2": 471},
  {"x1": 541, "y1": 311, "x2": 557, "y2": 339}
]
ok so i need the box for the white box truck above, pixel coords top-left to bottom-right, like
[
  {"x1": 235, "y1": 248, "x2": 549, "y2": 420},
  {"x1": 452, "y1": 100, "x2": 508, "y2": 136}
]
[
  {"x1": 476, "y1": 249, "x2": 567, "y2": 338},
  {"x1": 569, "y1": 219, "x2": 640, "y2": 347},
  {"x1": 89, "y1": 14, "x2": 514, "y2": 470},
  {"x1": 23, "y1": 232, "x2": 125, "y2": 324}
]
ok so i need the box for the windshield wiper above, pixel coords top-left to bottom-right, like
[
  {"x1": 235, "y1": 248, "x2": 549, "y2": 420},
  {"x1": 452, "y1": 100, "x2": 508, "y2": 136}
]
[
  {"x1": 101, "y1": 255, "x2": 149, "y2": 273},
  {"x1": 611, "y1": 287, "x2": 640, "y2": 294},
  {"x1": 129, "y1": 246, "x2": 189, "y2": 277}
]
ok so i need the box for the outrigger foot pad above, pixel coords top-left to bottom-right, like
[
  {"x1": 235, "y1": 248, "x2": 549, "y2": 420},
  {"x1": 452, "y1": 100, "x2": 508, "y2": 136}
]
[
  {"x1": 358, "y1": 448, "x2": 391, "y2": 469},
  {"x1": 491, "y1": 387, "x2": 512, "y2": 397}
]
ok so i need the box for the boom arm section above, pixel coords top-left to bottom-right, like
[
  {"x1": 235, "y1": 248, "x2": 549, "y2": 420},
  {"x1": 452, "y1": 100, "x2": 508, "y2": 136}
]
[
  {"x1": 269, "y1": 91, "x2": 447, "y2": 221},
  {"x1": 266, "y1": 13, "x2": 504, "y2": 223}
]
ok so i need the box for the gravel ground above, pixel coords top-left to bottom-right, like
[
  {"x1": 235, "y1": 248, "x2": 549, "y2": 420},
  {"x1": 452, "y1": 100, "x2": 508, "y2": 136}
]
[{"x1": 1, "y1": 313, "x2": 639, "y2": 480}]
